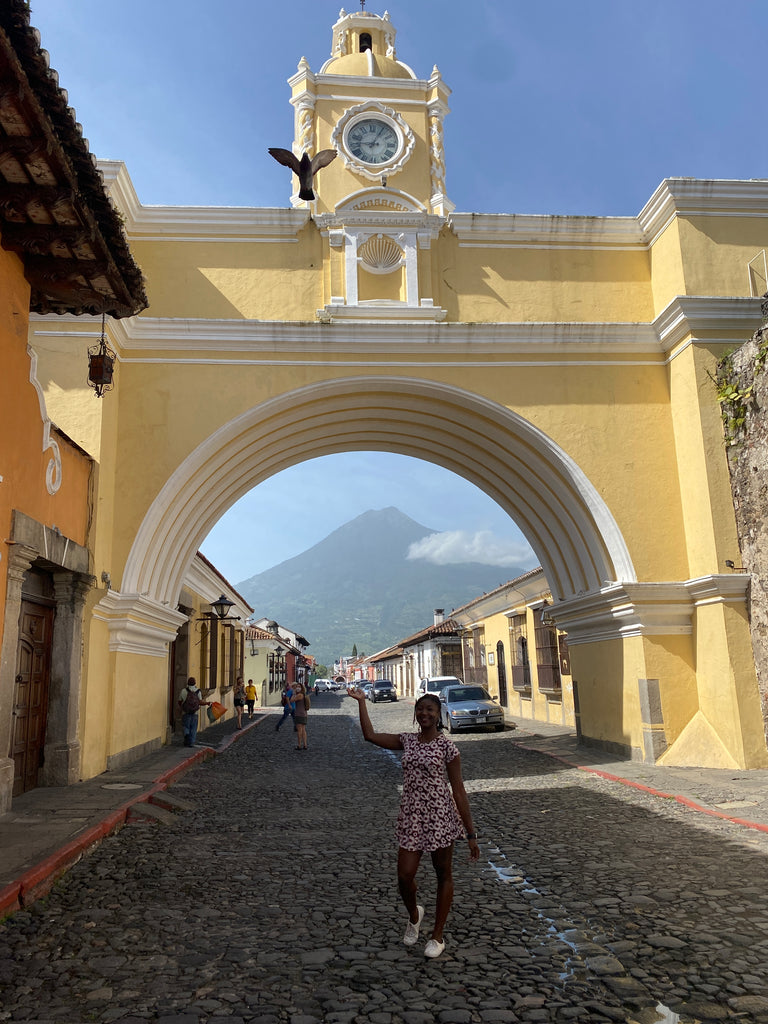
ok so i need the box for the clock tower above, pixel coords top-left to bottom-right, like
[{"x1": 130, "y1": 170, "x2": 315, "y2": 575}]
[{"x1": 285, "y1": 8, "x2": 451, "y2": 321}]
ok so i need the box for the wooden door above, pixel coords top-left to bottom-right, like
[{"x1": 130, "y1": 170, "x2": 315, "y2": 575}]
[
  {"x1": 496, "y1": 641, "x2": 509, "y2": 706},
  {"x1": 11, "y1": 600, "x2": 54, "y2": 796}
]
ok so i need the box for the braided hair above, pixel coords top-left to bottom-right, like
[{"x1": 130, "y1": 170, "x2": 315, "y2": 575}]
[{"x1": 414, "y1": 693, "x2": 444, "y2": 731}]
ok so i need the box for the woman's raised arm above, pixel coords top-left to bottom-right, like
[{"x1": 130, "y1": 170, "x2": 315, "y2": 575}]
[{"x1": 347, "y1": 687, "x2": 403, "y2": 750}]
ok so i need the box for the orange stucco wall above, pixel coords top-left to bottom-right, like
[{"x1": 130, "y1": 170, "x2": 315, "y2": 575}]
[{"x1": 0, "y1": 243, "x2": 93, "y2": 643}]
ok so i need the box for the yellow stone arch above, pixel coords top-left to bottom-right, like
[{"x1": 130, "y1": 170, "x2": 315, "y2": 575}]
[{"x1": 121, "y1": 375, "x2": 636, "y2": 609}]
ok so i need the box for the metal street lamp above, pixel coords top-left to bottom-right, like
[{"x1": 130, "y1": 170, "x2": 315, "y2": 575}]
[{"x1": 210, "y1": 594, "x2": 235, "y2": 619}]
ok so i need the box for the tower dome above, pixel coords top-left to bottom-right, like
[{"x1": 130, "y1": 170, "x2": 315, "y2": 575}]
[{"x1": 319, "y1": 9, "x2": 417, "y2": 79}]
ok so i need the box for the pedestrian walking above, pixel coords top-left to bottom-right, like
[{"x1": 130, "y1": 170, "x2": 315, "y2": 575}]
[
  {"x1": 233, "y1": 676, "x2": 247, "y2": 728},
  {"x1": 245, "y1": 678, "x2": 257, "y2": 719},
  {"x1": 178, "y1": 677, "x2": 210, "y2": 747},
  {"x1": 347, "y1": 687, "x2": 479, "y2": 958},
  {"x1": 294, "y1": 682, "x2": 310, "y2": 750},
  {"x1": 275, "y1": 681, "x2": 294, "y2": 731}
]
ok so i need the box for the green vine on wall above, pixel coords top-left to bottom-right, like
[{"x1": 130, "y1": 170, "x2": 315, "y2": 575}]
[{"x1": 714, "y1": 326, "x2": 768, "y2": 445}]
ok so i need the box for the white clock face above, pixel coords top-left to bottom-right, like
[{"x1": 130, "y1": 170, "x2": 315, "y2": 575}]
[{"x1": 346, "y1": 118, "x2": 399, "y2": 165}]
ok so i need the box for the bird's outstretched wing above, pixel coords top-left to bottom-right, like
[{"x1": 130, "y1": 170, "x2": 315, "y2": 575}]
[
  {"x1": 268, "y1": 148, "x2": 301, "y2": 174},
  {"x1": 310, "y1": 149, "x2": 337, "y2": 174}
]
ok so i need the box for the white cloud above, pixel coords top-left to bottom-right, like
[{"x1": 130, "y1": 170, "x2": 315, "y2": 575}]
[{"x1": 407, "y1": 530, "x2": 535, "y2": 568}]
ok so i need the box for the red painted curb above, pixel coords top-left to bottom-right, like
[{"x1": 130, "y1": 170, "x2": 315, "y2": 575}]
[
  {"x1": 0, "y1": 882, "x2": 21, "y2": 918},
  {"x1": 515, "y1": 741, "x2": 768, "y2": 835},
  {"x1": 2, "y1": 714, "x2": 274, "y2": 915},
  {"x1": 17, "y1": 806, "x2": 129, "y2": 906}
]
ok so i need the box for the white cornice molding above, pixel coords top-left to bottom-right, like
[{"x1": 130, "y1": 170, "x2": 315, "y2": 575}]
[
  {"x1": 453, "y1": 178, "x2": 768, "y2": 249},
  {"x1": 26, "y1": 343, "x2": 62, "y2": 494},
  {"x1": 640, "y1": 177, "x2": 768, "y2": 245},
  {"x1": 32, "y1": 296, "x2": 758, "y2": 358},
  {"x1": 110, "y1": 317, "x2": 657, "y2": 350},
  {"x1": 318, "y1": 213, "x2": 443, "y2": 232},
  {"x1": 548, "y1": 575, "x2": 749, "y2": 646},
  {"x1": 686, "y1": 573, "x2": 751, "y2": 605},
  {"x1": 92, "y1": 591, "x2": 188, "y2": 657},
  {"x1": 653, "y1": 296, "x2": 763, "y2": 352},
  {"x1": 288, "y1": 62, "x2": 317, "y2": 93},
  {"x1": 97, "y1": 160, "x2": 309, "y2": 238},
  {"x1": 28, "y1": 313, "x2": 659, "y2": 354},
  {"x1": 99, "y1": 163, "x2": 768, "y2": 249},
  {"x1": 317, "y1": 303, "x2": 448, "y2": 324},
  {"x1": 313, "y1": 71, "x2": 422, "y2": 88},
  {"x1": 551, "y1": 582, "x2": 693, "y2": 645},
  {"x1": 449, "y1": 211, "x2": 643, "y2": 248}
]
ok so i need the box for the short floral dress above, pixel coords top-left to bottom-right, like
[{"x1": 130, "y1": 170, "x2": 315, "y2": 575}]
[{"x1": 395, "y1": 732, "x2": 465, "y2": 852}]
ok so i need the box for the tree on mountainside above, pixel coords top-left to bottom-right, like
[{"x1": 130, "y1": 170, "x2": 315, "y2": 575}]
[{"x1": 352, "y1": 643, "x2": 358, "y2": 657}]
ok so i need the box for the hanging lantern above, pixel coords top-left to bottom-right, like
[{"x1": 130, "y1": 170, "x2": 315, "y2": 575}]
[
  {"x1": 88, "y1": 314, "x2": 116, "y2": 397},
  {"x1": 210, "y1": 594, "x2": 235, "y2": 619}
]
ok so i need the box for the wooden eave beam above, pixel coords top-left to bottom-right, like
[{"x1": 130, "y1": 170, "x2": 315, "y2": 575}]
[
  {"x1": 0, "y1": 221, "x2": 91, "y2": 254},
  {"x1": 24, "y1": 253, "x2": 111, "y2": 281}
]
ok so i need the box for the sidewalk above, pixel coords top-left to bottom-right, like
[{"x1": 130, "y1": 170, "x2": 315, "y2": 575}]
[
  {"x1": 0, "y1": 710, "x2": 267, "y2": 917},
  {"x1": 507, "y1": 715, "x2": 768, "y2": 832},
  {"x1": 2, "y1": 708, "x2": 768, "y2": 919}
]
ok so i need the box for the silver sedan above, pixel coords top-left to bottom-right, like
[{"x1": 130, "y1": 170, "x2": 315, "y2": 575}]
[{"x1": 440, "y1": 684, "x2": 505, "y2": 733}]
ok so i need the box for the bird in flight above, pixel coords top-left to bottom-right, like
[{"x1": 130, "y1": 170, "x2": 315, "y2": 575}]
[{"x1": 268, "y1": 148, "x2": 337, "y2": 201}]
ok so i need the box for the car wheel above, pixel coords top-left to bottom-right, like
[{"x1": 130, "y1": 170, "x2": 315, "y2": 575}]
[{"x1": 447, "y1": 717, "x2": 456, "y2": 734}]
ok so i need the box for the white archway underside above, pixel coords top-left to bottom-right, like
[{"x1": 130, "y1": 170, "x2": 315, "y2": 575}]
[{"x1": 123, "y1": 377, "x2": 635, "y2": 605}]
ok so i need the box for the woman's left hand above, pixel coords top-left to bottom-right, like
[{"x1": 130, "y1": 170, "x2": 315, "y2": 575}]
[{"x1": 468, "y1": 838, "x2": 480, "y2": 862}]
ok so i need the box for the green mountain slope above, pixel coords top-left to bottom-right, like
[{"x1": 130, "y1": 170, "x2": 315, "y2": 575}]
[{"x1": 237, "y1": 507, "x2": 529, "y2": 666}]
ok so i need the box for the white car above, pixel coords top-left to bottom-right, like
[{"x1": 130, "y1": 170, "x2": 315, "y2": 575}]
[
  {"x1": 314, "y1": 679, "x2": 333, "y2": 691},
  {"x1": 417, "y1": 675, "x2": 462, "y2": 698}
]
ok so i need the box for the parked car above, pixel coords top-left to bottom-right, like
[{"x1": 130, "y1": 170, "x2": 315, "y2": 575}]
[
  {"x1": 362, "y1": 683, "x2": 374, "y2": 699},
  {"x1": 439, "y1": 684, "x2": 505, "y2": 733},
  {"x1": 417, "y1": 675, "x2": 462, "y2": 697},
  {"x1": 314, "y1": 679, "x2": 333, "y2": 691},
  {"x1": 370, "y1": 679, "x2": 398, "y2": 703}
]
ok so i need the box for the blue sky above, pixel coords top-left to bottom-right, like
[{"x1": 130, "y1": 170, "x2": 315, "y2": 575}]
[{"x1": 28, "y1": 1, "x2": 768, "y2": 581}]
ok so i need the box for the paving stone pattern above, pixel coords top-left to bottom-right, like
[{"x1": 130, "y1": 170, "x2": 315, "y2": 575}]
[{"x1": 1, "y1": 698, "x2": 768, "y2": 1023}]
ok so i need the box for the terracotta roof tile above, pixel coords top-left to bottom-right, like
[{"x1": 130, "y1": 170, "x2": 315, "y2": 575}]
[{"x1": 0, "y1": 1, "x2": 147, "y2": 316}]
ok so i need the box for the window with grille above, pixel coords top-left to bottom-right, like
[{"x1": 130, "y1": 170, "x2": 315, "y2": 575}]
[
  {"x1": 508, "y1": 613, "x2": 531, "y2": 692},
  {"x1": 200, "y1": 623, "x2": 209, "y2": 690},
  {"x1": 534, "y1": 608, "x2": 561, "y2": 693}
]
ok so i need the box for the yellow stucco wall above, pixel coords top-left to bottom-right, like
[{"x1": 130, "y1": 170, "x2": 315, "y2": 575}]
[
  {"x1": 569, "y1": 636, "x2": 647, "y2": 757},
  {"x1": 678, "y1": 216, "x2": 768, "y2": 297}
]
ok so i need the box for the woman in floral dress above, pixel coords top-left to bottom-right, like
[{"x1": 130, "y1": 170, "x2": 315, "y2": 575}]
[{"x1": 348, "y1": 687, "x2": 479, "y2": 958}]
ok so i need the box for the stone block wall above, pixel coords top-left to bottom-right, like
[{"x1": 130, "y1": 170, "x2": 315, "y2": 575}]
[{"x1": 722, "y1": 327, "x2": 768, "y2": 741}]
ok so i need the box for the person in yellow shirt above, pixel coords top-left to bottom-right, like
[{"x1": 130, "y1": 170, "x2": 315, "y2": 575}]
[{"x1": 245, "y1": 678, "x2": 258, "y2": 720}]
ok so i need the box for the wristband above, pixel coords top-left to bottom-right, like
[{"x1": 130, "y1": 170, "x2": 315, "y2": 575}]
[{"x1": 466, "y1": 832, "x2": 478, "y2": 841}]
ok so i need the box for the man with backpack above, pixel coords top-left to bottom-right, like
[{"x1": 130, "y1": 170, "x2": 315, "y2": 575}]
[
  {"x1": 275, "y1": 681, "x2": 294, "y2": 732},
  {"x1": 178, "y1": 677, "x2": 210, "y2": 748}
]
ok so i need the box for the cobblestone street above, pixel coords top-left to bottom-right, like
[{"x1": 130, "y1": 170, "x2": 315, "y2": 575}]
[{"x1": 2, "y1": 697, "x2": 768, "y2": 1024}]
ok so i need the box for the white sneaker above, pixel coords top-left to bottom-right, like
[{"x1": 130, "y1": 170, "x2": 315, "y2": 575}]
[
  {"x1": 424, "y1": 938, "x2": 445, "y2": 958},
  {"x1": 403, "y1": 905, "x2": 424, "y2": 946}
]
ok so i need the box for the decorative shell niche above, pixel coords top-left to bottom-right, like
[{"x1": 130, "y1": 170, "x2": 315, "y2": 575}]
[{"x1": 358, "y1": 233, "x2": 406, "y2": 303}]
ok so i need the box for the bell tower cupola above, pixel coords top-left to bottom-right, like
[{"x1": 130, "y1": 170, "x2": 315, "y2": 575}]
[
  {"x1": 328, "y1": 7, "x2": 401, "y2": 69},
  {"x1": 285, "y1": 8, "x2": 451, "y2": 216},
  {"x1": 283, "y1": 8, "x2": 451, "y2": 323}
]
